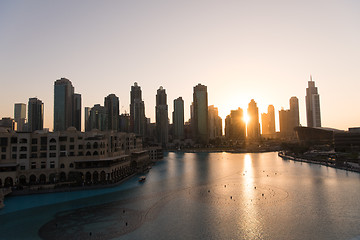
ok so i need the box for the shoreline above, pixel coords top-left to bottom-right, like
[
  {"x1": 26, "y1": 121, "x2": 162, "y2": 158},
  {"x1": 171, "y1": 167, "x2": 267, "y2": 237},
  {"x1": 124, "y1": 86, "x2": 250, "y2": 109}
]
[{"x1": 278, "y1": 152, "x2": 360, "y2": 174}]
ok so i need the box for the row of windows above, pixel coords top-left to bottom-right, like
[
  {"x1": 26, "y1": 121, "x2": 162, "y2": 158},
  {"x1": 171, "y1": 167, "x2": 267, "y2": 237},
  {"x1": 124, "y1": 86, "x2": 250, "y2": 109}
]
[{"x1": 27, "y1": 162, "x2": 75, "y2": 170}]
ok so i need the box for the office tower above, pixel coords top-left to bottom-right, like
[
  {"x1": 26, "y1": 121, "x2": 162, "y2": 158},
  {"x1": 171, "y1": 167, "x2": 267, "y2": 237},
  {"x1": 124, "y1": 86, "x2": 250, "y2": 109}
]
[
  {"x1": 119, "y1": 113, "x2": 130, "y2": 132},
  {"x1": 130, "y1": 82, "x2": 146, "y2": 135},
  {"x1": 89, "y1": 104, "x2": 107, "y2": 131},
  {"x1": 155, "y1": 86, "x2": 168, "y2": 147},
  {"x1": 247, "y1": 99, "x2": 260, "y2": 139},
  {"x1": 84, "y1": 107, "x2": 91, "y2": 132},
  {"x1": 173, "y1": 97, "x2": 184, "y2": 140},
  {"x1": 73, "y1": 93, "x2": 82, "y2": 131},
  {"x1": 208, "y1": 105, "x2": 222, "y2": 139},
  {"x1": 261, "y1": 105, "x2": 276, "y2": 135},
  {"x1": 192, "y1": 84, "x2": 208, "y2": 144},
  {"x1": 54, "y1": 78, "x2": 82, "y2": 131},
  {"x1": 105, "y1": 94, "x2": 119, "y2": 131},
  {"x1": 225, "y1": 107, "x2": 246, "y2": 140},
  {"x1": 14, "y1": 103, "x2": 26, "y2": 131},
  {"x1": 290, "y1": 96, "x2": 300, "y2": 128},
  {"x1": 279, "y1": 108, "x2": 291, "y2": 134},
  {"x1": 0, "y1": 118, "x2": 15, "y2": 130},
  {"x1": 306, "y1": 76, "x2": 321, "y2": 127},
  {"x1": 28, "y1": 97, "x2": 44, "y2": 132}
]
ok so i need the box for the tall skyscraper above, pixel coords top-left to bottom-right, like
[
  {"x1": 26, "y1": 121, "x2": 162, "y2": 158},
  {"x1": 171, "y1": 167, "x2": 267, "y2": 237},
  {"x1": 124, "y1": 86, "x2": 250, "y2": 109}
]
[
  {"x1": 54, "y1": 78, "x2": 82, "y2": 131},
  {"x1": 247, "y1": 99, "x2": 260, "y2": 139},
  {"x1": 290, "y1": 96, "x2": 300, "y2": 128},
  {"x1": 89, "y1": 104, "x2": 107, "y2": 131},
  {"x1": 192, "y1": 84, "x2": 208, "y2": 144},
  {"x1": 130, "y1": 82, "x2": 146, "y2": 135},
  {"x1": 279, "y1": 96, "x2": 300, "y2": 137},
  {"x1": 14, "y1": 103, "x2": 26, "y2": 131},
  {"x1": 261, "y1": 105, "x2": 276, "y2": 135},
  {"x1": 306, "y1": 76, "x2": 321, "y2": 127},
  {"x1": 84, "y1": 107, "x2": 91, "y2": 132},
  {"x1": 225, "y1": 107, "x2": 246, "y2": 140},
  {"x1": 28, "y1": 97, "x2": 43, "y2": 132},
  {"x1": 208, "y1": 105, "x2": 222, "y2": 139},
  {"x1": 105, "y1": 94, "x2": 120, "y2": 131},
  {"x1": 156, "y1": 86, "x2": 168, "y2": 147},
  {"x1": 173, "y1": 97, "x2": 184, "y2": 140}
]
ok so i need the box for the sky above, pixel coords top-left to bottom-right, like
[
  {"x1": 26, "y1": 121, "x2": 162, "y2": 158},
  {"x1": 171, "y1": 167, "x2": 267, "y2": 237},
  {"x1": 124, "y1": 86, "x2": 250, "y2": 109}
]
[{"x1": 0, "y1": 0, "x2": 359, "y2": 131}]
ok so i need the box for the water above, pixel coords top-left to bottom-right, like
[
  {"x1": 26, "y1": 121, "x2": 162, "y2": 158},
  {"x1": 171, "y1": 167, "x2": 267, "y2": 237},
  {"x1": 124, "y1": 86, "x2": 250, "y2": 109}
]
[{"x1": 1, "y1": 152, "x2": 360, "y2": 239}]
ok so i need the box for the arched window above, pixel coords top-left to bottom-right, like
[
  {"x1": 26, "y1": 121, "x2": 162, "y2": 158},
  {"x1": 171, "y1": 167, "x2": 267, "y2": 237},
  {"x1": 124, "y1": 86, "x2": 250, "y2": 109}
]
[
  {"x1": 86, "y1": 151, "x2": 91, "y2": 156},
  {"x1": 60, "y1": 164, "x2": 65, "y2": 168},
  {"x1": 69, "y1": 163, "x2": 74, "y2": 168},
  {"x1": 49, "y1": 138, "x2": 56, "y2": 143},
  {"x1": 93, "y1": 151, "x2": 99, "y2": 156},
  {"x1": 93, "y1": 142, "x2": 98, "y2": 149},
  {"x1": 86, "y1": 142, "x2": 91, "y2": 149}
]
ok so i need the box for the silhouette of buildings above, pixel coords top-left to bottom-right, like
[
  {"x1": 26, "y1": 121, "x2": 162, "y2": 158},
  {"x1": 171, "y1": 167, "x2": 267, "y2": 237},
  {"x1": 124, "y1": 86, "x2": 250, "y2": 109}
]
[
  {"x1": 119, "y1": 113, "x2": 130, "y2": 133},
  {"x1": 247, "y1": 99, "x2": 260, "y2": 139},
  {"x1": 225, "y1": 107, "x2": 246, "y2": 140},
  {"x1": 0, "y1": 118, "x2": 15, "y2": 130},
  {"x1": 14, "y1": 103, "x2": 26, "y2": 131},
  {"x1": 173, "y1": 97, "x2": 184, "y2": 140},
  {"x1": 28, "y1": 97, "x2": 43, "y2": 132},
  {"x1": 155, "y1": 86, "x2": 168, "y2": 147},
  {"x1": 104, "y1": 94, "x2": 119, "y2": 131},
  {"x1": 279, "y1": 96, "x2": 300, "y2": 137},
  {"x1": 130, "y1": 82, "x2": 146, "y2": 135},
  {"x1": 192, "y1": 84, "x2": 208, "y2": 144},
  {"x1": 84, "y1": 107, "x2": 91, "y2": 132},
  {"x1": 89, "y1": 104, "x2": 107, "y2": 131},
  {"x1": 261, "y1": 105, "x2": 276, "y2": 137},
  {"x1": 208, "y1": 105, "x2": 222, "y2": 139},
  {"x1": 306, "y1": 76, "x2": 321, "y2": 127},
  {"x1": 53, "y1": 78, "x2": 81, "y2": 131}
]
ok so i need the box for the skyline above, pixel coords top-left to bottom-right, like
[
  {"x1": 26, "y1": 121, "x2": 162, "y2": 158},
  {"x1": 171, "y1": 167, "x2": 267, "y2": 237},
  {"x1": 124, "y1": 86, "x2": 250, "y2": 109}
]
[{"x1": 1, "y1": 1, "x2": 360, "y2": 130}]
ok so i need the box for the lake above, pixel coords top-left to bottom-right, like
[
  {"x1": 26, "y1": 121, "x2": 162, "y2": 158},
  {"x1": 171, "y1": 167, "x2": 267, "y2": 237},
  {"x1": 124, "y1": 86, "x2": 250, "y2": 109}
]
[{"x1": 1, "y1": 152, "x2": 360, "y2": 239}]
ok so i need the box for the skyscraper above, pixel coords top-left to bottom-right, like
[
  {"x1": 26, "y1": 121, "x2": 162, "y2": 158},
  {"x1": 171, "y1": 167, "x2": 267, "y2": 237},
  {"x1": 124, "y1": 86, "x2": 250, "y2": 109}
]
[
  {"x1": 105, "y1": 94, "x2": 120, "y2": 131},
  {"x1": 84, "y1": 107, "x2": 91, "y2": 132},
  {"x1": 28, "y1": 97, "x2": 43, "y2": 132},
  {"x1": 156, "y1": 86, "x2": 168, "y2": 147},
  {"x1": 279, "y1": 96, "x2": 300, "y2": 137},
  {"x1": 130, "y1": 82, "x2": 146, "y2": 135},
  {"x1": 306, "y1": 76, "x2": 321, "y2": 127},
  {"x1": 54, "y1": 78, "x2": 82, "y2": 131},
  {"x1": 89, "y1": 104, "x2": 107, "y2": 131},
  {"x1": 14, "y1": 103, "x2": 26, "y2": 131},
  {"x1": 173, "y1": 97, "x2": 184, "y2": 140},
  {"x1": 261, "y1": 105, "x2": 276, "y2": 136},
  {"x1": 247, "y1": 99, "x2": 260, "y2": 139},
  {"x1": 290, "y1": 96, "x2": 300, "y2": 128},
  {"x1": 208, "y1": 105, "x2": 222, "y2": 139},
  {"x1": 225, "y1": 107, "x2": 246, "y2": 140},
  {"x1": 192, "y1": 84, "x2": 208, "y2": 144}
]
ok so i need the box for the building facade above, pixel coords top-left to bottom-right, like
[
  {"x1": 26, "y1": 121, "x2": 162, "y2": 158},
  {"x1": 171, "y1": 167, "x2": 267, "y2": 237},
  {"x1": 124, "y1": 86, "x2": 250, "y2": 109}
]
[
  {"x1": 173, "y1": 97, "x2": 184, "y2": 140},
  {"x1": 208, "y1": 105, "x2": 222, "y2": 140},
  {"x1": 225, "y1": 107, "x2": 246, "y2": 141},
  {"x1": 130, "y1": 82, "x2": 146, "y2": 135},
  {"x1": 104, "y1": 94, "x2": 120, "y2": 131},
  {"x1": 261, "y1": 105, "x2": 276, "y2": 136},
  {"x1": 28, "y1": 98, "x2": 44, "y2": 132},
  {"x1": 155, "y1": 87, "x2": 168, "y2": 147},
  {"x1": 192, "y1": 84, "x2": 208, "y2": 144},
  {"x1": 247, "y1": 99, "x2": 260, "y2": 139},
  {"x1": 14, "y1": 103, "x2": 26, "y2": 132}
]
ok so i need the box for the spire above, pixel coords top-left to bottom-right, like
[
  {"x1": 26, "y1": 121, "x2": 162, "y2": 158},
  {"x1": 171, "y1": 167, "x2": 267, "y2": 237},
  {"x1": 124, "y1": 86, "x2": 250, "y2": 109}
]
[{"x1": 310, "y1": 75, "x2": 313, "y2": 81}]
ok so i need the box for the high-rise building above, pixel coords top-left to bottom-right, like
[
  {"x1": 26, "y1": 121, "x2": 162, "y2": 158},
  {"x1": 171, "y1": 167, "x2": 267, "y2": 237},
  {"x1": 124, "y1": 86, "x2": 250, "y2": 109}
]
[
  {"x1": 28, "y1": 97, "x2": 44, "y2": 132},
  {"x1": 306, "y1": 76, "x2": 321, "y2": 127},
  {"x1": 247, "y1": 99, "x2": 260, "y2": 139},
  {"x1": 225, "y1": 107, "x2": 246, "y2": 140},
  {"x1": 261, "y1": 105, "x2": 276, "y2": 136},
  {"x1": 173, "y1": 97, "x2": 184, "y2": 140},
  {"x1": 14, "y1": 103, "x2": 26, "y2": 131},
  {"x1": 156, "y1": 86, "x2": 168, "y2": 147},
  {"x1": 119, "y1": 113, "x2": 130, "y2": 133},
  {"x1": 192, "y1": 84, "x2": 208, "y2": 144},
  {"x1": 130, "y1": 82, "x2": 146, "y2": 135},
  {"x1": 89, "y1": 104, "x2": 107, "y2": 131},
  {"x1": 279, "y1": 96, "x2": 300, "y2": 137},
  {"x1": 84, "y1": 107, "x2": 91, "y2": 132},
  {"x1": 105, "y1": 94, "x2": 119, "y2": 131},
  {"x1": 208, "y1": 105, "x2": 222, "y2": 139},
  {"x1": 54, "y1": 78, "x2": 81, "y2": 131}
]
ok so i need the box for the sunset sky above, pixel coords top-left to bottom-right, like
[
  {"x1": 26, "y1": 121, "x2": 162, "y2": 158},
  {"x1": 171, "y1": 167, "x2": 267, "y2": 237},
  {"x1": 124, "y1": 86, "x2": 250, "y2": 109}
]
[{"x1": 1, "y1": 1, "x2": 359, "y2": 131}]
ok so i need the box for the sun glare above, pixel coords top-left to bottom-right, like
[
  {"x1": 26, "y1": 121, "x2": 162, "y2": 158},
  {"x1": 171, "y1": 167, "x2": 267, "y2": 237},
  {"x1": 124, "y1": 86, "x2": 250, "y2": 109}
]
[{"x1": 244, "y1": 113, "x2": 250, "y2": 125}]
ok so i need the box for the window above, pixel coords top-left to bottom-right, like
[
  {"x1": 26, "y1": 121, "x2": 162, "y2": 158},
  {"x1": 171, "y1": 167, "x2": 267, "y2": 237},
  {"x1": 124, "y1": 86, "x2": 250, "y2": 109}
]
[
  {"x1": 11, "y1": 137, "x2": 17, "y2": 144},
  {"x1": 60, "y1": 152, "x2": 66, "y2": 157},
  {"x1": 60, "y1": 164, "x2": 65, "y2": 168},
  {"x1": 49, "y1": 145, "x2": 56, "y2": 150},
  {"x1": 70, "y1": 137, "x2": 74, "y2": 142},
  {"x1": 59, "y1": 136, "x2": 67, "y2": 142},
  {"x1": 1, "y1": 147, "x2": 6, "y2": 152},
  {"x1": 50, "y1": 161, "x2": 55, "y2": 168},
  {"x1": 19, "y1": 138, "x2": 27, "y2": 144},
  {"x1": 40, "y1": 145, "x2": 47, "y2": 151},
  {"x1": 78, "y1": 152, "x2": 84, "y2": 156},
  {"x1": 69, "y1": 152, "x2": 74, "y2": 156},
  {"x1": 49, "y1": 152, "x2": 56, "y2": 158},
  {"x1": 20, "y1": 146, "x2": 27, "y2": 151},
  {"x1": 40, "y1": 152, "x2": 46, "y2": 158},
  {"x1": 78, "y1": 136, "x2": 83, "y2": 140},
  {"x1": 49, "y1": 138, "x2": 56, "y2": 143},
  {"x1": 30, "y1": 153, "x2": 37, "y2": 158},
  {"x1": 12, "y1": 146, "x2": 17, "y2": 152},
  {"x1": 60, "y1": 145, "x2": 66, "y2": 151},
  {"x1": 20, "y1": 165, "x2": 25, "y2": 170},
  {"x1": 20, "y1": 154, "x2": 27, "y2": 159},
  {"x1": 1, "y1": 155, "x2": 5, "y2": 160},
  {"x1": 78, "y1": 145, "x2": 83, "y2": 149},
  {"x1": 31, "y1": 162, "x2": 36, "y2": 169},
  {"x1": 31, "y1": 146, "x2": 37, "y2": 152},
  {"x1": 41, "y1": 162, "x2": 46, "y2": 169},
  {"x1": 31, "y1": 138, "x2": 38, "y2": 144},
  {"x1": 12, "y1": 154, "x2": 16, "y2": 159},
  {"x1": 70, "y1": 145, "x2": 74, "y2": 150},
  {"x1": 41, "y1": 137, "x2": 47, "y2": 145},
  {"x1": 0, "y1": 138, "x2": 8, "y2": 146},
  {"x1": 69, "y1": 163, "x2": 74, "y2": 168}
]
